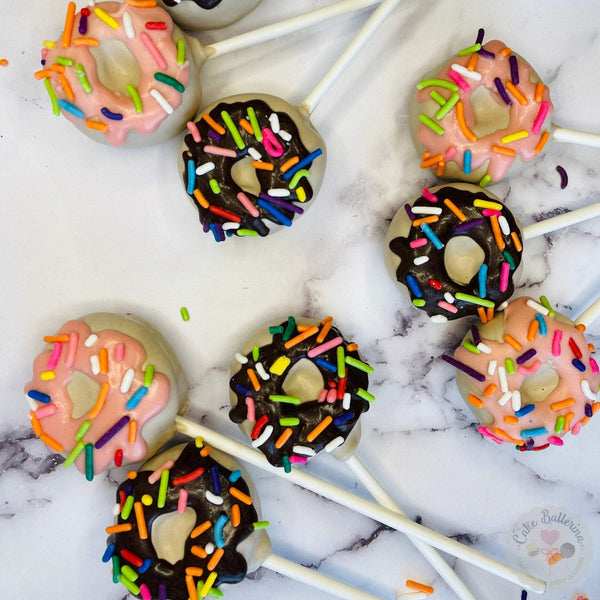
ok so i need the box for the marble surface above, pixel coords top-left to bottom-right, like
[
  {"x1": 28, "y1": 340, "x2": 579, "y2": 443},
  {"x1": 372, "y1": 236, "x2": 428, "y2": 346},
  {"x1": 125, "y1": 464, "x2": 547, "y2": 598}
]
[{"x1": 1, "y1": 0, "x2": 600, "y2": 599}]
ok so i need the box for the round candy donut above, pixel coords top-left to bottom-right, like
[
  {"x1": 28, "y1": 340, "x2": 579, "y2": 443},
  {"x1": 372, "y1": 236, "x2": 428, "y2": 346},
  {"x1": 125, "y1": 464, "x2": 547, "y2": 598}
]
[
  {"x1": 36, "y1": 1, "x2": 207, "y2": 147},
  {"x1": 445, "y1": 296, "x2": 600, "y2": 450},
  {"x1": 384, "y1": 183, "x2": 524, "y2": 322},
  {"x1": 179, "y1": 94, "x2": 326, "y2": 241},
  {"x1": 229, "y1": 316, "x2": 373, "y2": 469},
  {"x1": 105, "y1": 442, "x2": 271, "y2": 599},
  {"x1": 157, "y1": 0, "x2": 261, "y2": 31},
  {"x1": 411, "y1": 33, "x2": 554, "y2": 185},
  {"x1": 24, "y1": 313, "x2": 188, "y2": 478}
]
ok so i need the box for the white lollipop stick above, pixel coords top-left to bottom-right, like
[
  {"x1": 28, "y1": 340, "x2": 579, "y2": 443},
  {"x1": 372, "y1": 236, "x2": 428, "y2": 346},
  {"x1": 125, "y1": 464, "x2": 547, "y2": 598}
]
[
  {"x1": 552, "y1": 124, "x2": 600, "y2": 148},
  {"x1": 175, "y1": 416, "x2": 546, "y2": 594},
  {"x1": 301, "y1": 0, "x2": 403, "y2": 115},
  {"x1": 262, "y1": 554, "x2": 426, "y2": 600},
  {"x1": 522, "y1": 201, "x2": 600, "y2": 240},
  {"x1": 207, "y1": 0, "x2": 384, "y2": 59},
  {"x1": 345, "y1": 454, "x2": 478, "y2": 600},
  {"x1": 576, "y1": 297, "x2": 600, "y2": 329}
]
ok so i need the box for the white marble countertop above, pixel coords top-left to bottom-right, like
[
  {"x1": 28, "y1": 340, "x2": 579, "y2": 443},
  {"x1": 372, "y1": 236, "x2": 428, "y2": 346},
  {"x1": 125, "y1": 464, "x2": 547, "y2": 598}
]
[{"x1": 1, "y1": 1, "x2": 600, "y2": 599}]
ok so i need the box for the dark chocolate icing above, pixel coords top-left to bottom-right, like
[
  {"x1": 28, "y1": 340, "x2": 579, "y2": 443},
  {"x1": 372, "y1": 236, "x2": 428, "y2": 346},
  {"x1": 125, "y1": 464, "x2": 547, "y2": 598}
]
[
  {"x1": 388, "y1": 186, "x2": 523, "y2": 321},
  {"x1": 181, "y1": 99, "x2": 323, "y2": 241},
  {"x1": 109, "y1": 443, "x2": 258, "y2": 599},
  {"x1": 229, "y1": 318, "x2": 371, "y2": 467},
  {"x1": 162, "y1": 0, "x2": 221, "y2": 9}
]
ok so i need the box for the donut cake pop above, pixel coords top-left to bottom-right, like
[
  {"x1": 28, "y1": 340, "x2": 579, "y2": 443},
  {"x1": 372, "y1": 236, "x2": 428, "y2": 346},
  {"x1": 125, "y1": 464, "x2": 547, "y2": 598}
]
[
  {"x1": 179, "y1": 0, "x2": 403, "y2": 240},
  {"x1": 445, "y1": 296, "x2": 600, "y2": 450},
  {"x1": 411, "y1": 29, "x2": 600, "y2": 185},
  {"x1": 24, "y1": 313, "x2": 188, "y2": 479},
  {"x1": 156, "y1": 0, "x2": 261, "y2": 31},
  {"x1": 35, "y1": 0, "x2": 383, "y2": 147},
  {"x1": 104, "y1": 441, "x2": 426, "y2": 600},
  {"x1": 384, "y1": 183, "x2": 600, "y2": 322}
]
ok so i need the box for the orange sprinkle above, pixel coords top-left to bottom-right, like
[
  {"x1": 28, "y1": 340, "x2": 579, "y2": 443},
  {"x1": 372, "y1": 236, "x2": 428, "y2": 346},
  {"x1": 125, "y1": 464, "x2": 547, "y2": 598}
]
[
  {"x1": 0, "y1": 59, "x2": 8, "y2": 67},
  {"x1": 207, "y1": 548, "x2": 225, "y2": 571},
  {"x1": 134, "y1": 501, "x2": 148, "y2": 539},
  {"x1": 477, "y1": 306, "x2": 488, "y2": 324},
  {"x1": 456, "y1": 101, "x2": 477, "y2": 142},
  {"x1": 493, "y1": 427, "x2": 525, "y2": 446},
  {"x1": 51, "y1": 64, "x2": 66, "y2": 73},
  {"x1": 128, "y1": 420, "x2": 138, "y2": 444},
  {"x1": 527, "y1": 319, "x2": 539, "y2": 342},
  {"x1": 307, "y1": 416, "x2": 332, "y2": 442},
  {"x1": 490, "y1": 215, "x2": 505, "y2": 251},
  {"x1": 185, "y1": 575, "x2": 199, "y2": 600},
  {"x1": 186, "y1": 567, "x2": 204, "y2": 577},
  {"x1": 420, "y1": 154, "x2": 444, "y2": 169},
  {"x1": 534, "y1": 131, "x2": 550, "y2": 154},
  {"x1": 86, "y1": 120, "x2": 109, "y2": 133},
  {"x1": 106, "y1": 523, "x2": 133, "y2": 534},
  {"x1": 588, "y1": 343, "x2": 595, "y2": 352},
  {"x1": 127, "y1": 0, "x2": 158, "y2": 7},
  {"x1": 444, "y1": 198, "x2": 467, "y2": 222},
  {"x1": 62, "y1": 2, "x2": 76, "y2": 48},
  {"x1": 593, "y1": 402, "x2": 600, "y2": 415},
  {"x1": 467, "y1": 394, "x2": 484, "y2": 408},
  {"x1": 504, "y1": 415, "x2": 519, "y2": 424},
  {"x1": 576, "y1": 323, "x2": 586, "y2": 332},
  {"x1": 467, "y1": 52, "x2": 478, "y2": 71},
  {"x1": 99, "y1": 348, "x2": 109, "y2": 374},
  {"x1": 436, "y1": 160, "x2": 446, "y2": 177},
  {"x1": 284, "y1": 326, "x2": 319, "y2": 349},
  {"x1": 247, "y1": 368, "x2": 261, "y2": 392},
  {"x1": 492, "y1": 145, "x2": 517, "y2": 157},
  {"x1": 275, "y1": 427, "x2": 293, "y2": 449},
  {"x1": 487, "y1": 307, "x2": 494, "y2": 321},
  {"x1": 499, "y1": 47, "x2": 512, "y2": 56},
  {"x1": 29, "y1": 412, "x2": 43, "y2": 436},
  {"x1": 280, "y1": 156, "x2": 300, "y2": 173},
  {"x1": 511, "y1": 231, "x2": 523, "y2": 252},
  {"x1": 252, "y1": 161, "x2": 275, "y2": 171},
  {"x1": 406, "y1": 580, "x2": 434, "y2": 595},
  {"x1": 44, "y1": 334, "x2": 70, "y2": 343},
  {"x1": 202, "y1": 113, "x2": 225, "y2": 135},
  {"x1": 127, "y1": 470, "x2": 137, "y2": 479},
  {"x1": 548, "y1": 552, "x2": 562, "y2": 566},
  {"x1": 193, "y1": 188, "x2": 209, "y2": 209},
  {"x1": 580, "y1": 416, "x2": 591, "y2": 426},
  {"x1": 564, "y1": 412, "x2": 574, "y2": 432},
  {"x1": 503, "y1": 334, "x2": 522, "y2": 351},
  {"x1": 296, "y1": 324, "x2": 312, "y2": 332},
  {"x1": 412, "y1": 215, "x2": 439, "y2": 227},
  {"x1": 346, "y1": 343, "x2": 359, "y2": 352},
  {"x1": 422, "y1": 151, "x2": 430, "y2": 161},
  {"x1": 89, "y1": 381, "x2": 110, "y2": 419},
  {"x1": 505, "y1": 81, "x2": 528, "y2": 105},
  {"x1": 534, "y1": 82, "x2": 545, "y2": 102},
  {"x1": 34, "y1": 69, "x2": 53, "y2": 79},
  {"x1": 229, "y1": 487, "x2": 253, "y2": 505},
  {"x1": 191, "y1": 545, "x2": 208, "y2": 559},
  {"x1": 483, "y1": 384, "x2": 497, "y2": 397},
  {"x1": 191, "y1": 521, "x2": 212, "y2": 538},
  {"x1": 316, "y1": 319, "x2": 333, "y2": 343},
  {"x1": 231, "y1": 504, "x2": 241, "y2": 528},
  {"x1": 200, "y1": 445, "x2": 211, "y2": 457},
  {"x1": 73, "y1": 37, "x2": 100, "y2": 47},
  {"x1": 550, "y1": 398, "x2": 576, "y2": 411},
  {"x1": 239, "y1": 118, "x2": 254, "y2": 134}
]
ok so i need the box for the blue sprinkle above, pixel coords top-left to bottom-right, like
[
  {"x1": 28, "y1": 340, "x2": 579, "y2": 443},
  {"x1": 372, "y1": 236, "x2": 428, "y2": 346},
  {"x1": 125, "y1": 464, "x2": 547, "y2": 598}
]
[
  {"x1": 28, "y1": 389, "x2": 51, "y2": 403},
  {"x1": 535, "y1": 314, "x2": 547, "y2": 335},
  {"x1": 236, "y1": 384, "x2": 252, "y2": 396},
  {"x1": 572, "y1": 359, "x2": 586, "y2": 372},
  {"x1": 521, "y1": 590, "x2": 528, "y2": 600},
  {"x1": 102, "y1": 543, "x2": 115, "y2": 562},
  {"x1": 333, "y1": 412, "x2": 354, "y2": 425},
  {"x1": 124, "y1": 484, "x2": 133, "y2": 495},
  {"x1": 464, "y1": 149, "x2": 472, "y2": 174},
  {"x1": 209, "y1": 222, "x2": 221, "y2": 242},
  {"x1": 521, "y1": 427, "x2": 548, "y2": 438},
  {"x1": 100, "y1": 107, "x2": 123, "y2": 120},
  {"x1": 515, "y1": 404, "x2": 535, "y2": 418},
  {"x1": 139, "y1": 558, "x2": 152, "y2": 574},
  {"x1": 257, "y1": 198, "x2": 292, "y2": 227},
  {"x1": 229, "y1": 469, "x2": 242, "y2": 483},
  {"x1": 214, "y1": 514, "x2": 228, "y2": 548},
  {"x1": 406, "y1": 274, "x2": 423, "y2": 298},
  {"x1": 282, "y1": 148, "x2": 323, "y2": 181},
  {"x1": 125, "y1": 386, "x2": 148, "y2": 410},
  {"x1": 421, "y1": 222, "x2": 444, "y2": 249},
  {"x1": 186, "y1": 159, "x2": 196, "y2": 194},
  {"x1": 210, "y1": 466, "x2": 221, "y2": 495},
  {"x1": 478, "y1": 263, "x2": 488, "y2": 298},
  {"x1": 56, "y1": 99, "x2": 84, "y2": 118},
  {"x1": 315, "y1": 358, "x2": 337, "y2": 373}
]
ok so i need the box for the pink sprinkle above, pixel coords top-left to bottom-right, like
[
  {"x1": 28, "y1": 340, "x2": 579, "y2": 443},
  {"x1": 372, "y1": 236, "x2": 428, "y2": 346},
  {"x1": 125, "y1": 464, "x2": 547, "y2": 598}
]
[
  {"x1": 203, "y1": 145, "x2": 237, "y2": 158},
  {"x1": 421, "y1": 188, "x2": 438, "y2": 203},
  {"x1": 236, "y1": 192, "x2": 260, "y2": 217},
  {"x1": 186, "y1": 121, "x2": 201, "y2": 143},
  {"x1": 178, "y1": 488, "x2": 188, "y2": 514},
  {"x1": 115, "y1": 342, "x2": 125, "y2": 363},
  {"x1": 482, "y1": 209, "x2": 502, "y2": 217},
  {"x1": 307, "y1": 336, "x2": 343, "y2": 358},
  {"x1": 571, "y1": 421, "x2": 583, "y2": 435},
  {"x1": 445, "y1": 145, "x2": 457, "y2": 159},
  {"x1": 437, "y1": 300, "x2": 458, "y2": 314},
  {"x1": 47, "y1": 342, "x2": 63, "y2": 371},
  {"x1": 148, "y1": 460, "x2": 175, "y2": 484},
  {"x1": 318, "y1": 389, "x2": 328, "y2": 403},
  {"x1": 261, "y1": 128, "x2": 284, "y2": 158},
  {"x1": 245, "y1": 397, "x2": 256, "y2": 423},
  {"x1": 140, "y1": 32, "x2": 167, "y2": 69},
  {"x1": 552, "y1": 330, "x2": 563, "y2": 356},
  {"x1": 35, "y1": 403, "x2": 57, "y2": 419},
  {"x1": 41, "y1": 48, "x2": 49, "y2": 59},
  {"x1": 547, "y1": 435, "x2": 564, "y2": 446},
  {"x1": 518, "y1": 359, "x2": 541, "y2": 375},
  {"x1": 448, "y1": 70, "x2": 470, "y2": 92},
  {"x1": 140, "y1": 584, "x2": 152, "y2": 600},
  {"x1": 531, "y1": 101, "x2": 550, "y2": 135},
  {"x1": 590, "y1": 357, "x2": 599, "y2": 373},
  {"x1": 477, "y1": 426, "x2": 504, "y2": 444},
  {"x1": 499, "y1": 262, "x2": 510, "y2": 292},
  {"x1": 409, "y1": 238, "x2": 428, "y2": 249},
  {"x1": 326, "y1": 388, "x2": 337, "y2": 403},
  {"x1": 289, "y1": 455, "x2": 308, "y2": 464},
  {"x1": 65, "y1": 332, "x2": 78, "y2": 368}
]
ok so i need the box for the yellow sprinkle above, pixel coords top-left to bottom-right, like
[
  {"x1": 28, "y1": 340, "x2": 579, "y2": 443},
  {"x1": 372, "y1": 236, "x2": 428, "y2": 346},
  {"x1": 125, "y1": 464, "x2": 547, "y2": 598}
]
[
  {"x1": 500, "y1": 130, "x2": 529, "y2": 144},
  {"x1": 473, "y1": 199, "x2": 502, "y2": 211},
  {"x1": 269, "y1": 356, "x2": 291, "y2": 376},
  {"x1": 40, "y1": 370, "x2": 56, "y2": 381},
  {"x1": 94, "y1": 7, "x2": 120, "y2": 29},
  {"x1": 297, "y1": 187, "x2": 307, "y2": 202},
  {"x1": 43, "y1": 40, "x2": 56, "y2": 49},
  {"x1": 199, "y1": 572, "x2": 218, "y2": 597},
  {"x1": 141, "y1": 494, "x2": 153, "y2": 506}
]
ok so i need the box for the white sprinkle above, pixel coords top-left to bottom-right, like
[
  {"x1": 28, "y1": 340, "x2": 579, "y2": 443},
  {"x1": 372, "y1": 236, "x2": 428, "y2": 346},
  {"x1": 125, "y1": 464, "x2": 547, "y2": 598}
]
[
  {"x1": 526, "y1": 299, "x2": 549, "y2": 315},
  {"x1": 278, "y1": 129, "x2": 291, "y2": 142},
  {"x1": 25, "y1": 395, "x2": 37, "y2": 411},
  {"x1": 204, "y1": 542, "x2": 215, "y2": 554},
  {"x1": 325, "y1": 436, "x2": 344, "y2": 453},
  {"x1": 222, "y1": 222, "x2": 240, "y2": 230},
  {"x1": 90, "y1": 355, "x2": 100, "y2": 375},
  {"x1": 430, "y1": 315, "x2": 448, "y2": 323},
  {"x1": 84, "y1": 334, "x2": 98, "y2": 347},
  {"x1": 498, "y1": 366, "x2": 508, "y2": 393},
  {"x1": 477, "y1": 342, "x2": 492, "y2": 354},
  {"x1": 450, "y1": 63, "x2": 482, "y2": 81},
  {"x1": 235, "y1": 353, "x2": 248, "y2": 365},
  {"x1": 205, "y1": 491, "x2": 224, "y2": 505},
  {"x1": 150, "y1": 89, "x2": 173, "y2": 114},
  {"x1": 120, "y1": 368, "x2": 135, "y2": 394},
  {"x1": 581, "y1": 380, "x2": 598, "y2": 400},
  {"x1": 413, "y1": 256, "x2": 429, "y2": 266},
  {"x1": 511, "y1": 390, "x2": 522, "y2": 412},
  {"x1": 444, "y1": 292, "x2": 455, "y2": 304},
  {"x1": 488, "y1": 359, "x2": 497, "y2": 376},
  {"x1": 498, "y1": 215, "x2": 510, "y2": 235},
  {"x1": 196, "y1": 162, "x2": 215, "y2": 176},
  {"x1": 248, "y1": 147, "x2": 262, "y2": 160},
  {"x1": 123, "y1": 12, "x2": 134, "y2": 39},
  {"x1": 496, "y1": 301, "x2": 509, "y2": 312},
  {"x1": 292, "y1": 445, "x2": 316, "y2": 457},
  {"x1": 268, "y1": 113, "x2": 280, "y2": 133},
  {"x1": 113, "y1": 503, "x2": 121, "y2": 516},
  {"x1": 411, "y1": 206, "x2": 442, "y2": 215},
  {"x1": 251, "y1": 425, "x2": 273, "y2": 448},
  {"x1": 267, "y1": 188, "x2": 290, "y2": 197},
  {"x1": 343, "y1": 392, "x2": 351, "y2": 410},
  {"x1": 255, "y1": 362, "x2": 269, "y2": 381},
  {"x1": 498, "y1": 391, "x2": 512, "y2": 406}
]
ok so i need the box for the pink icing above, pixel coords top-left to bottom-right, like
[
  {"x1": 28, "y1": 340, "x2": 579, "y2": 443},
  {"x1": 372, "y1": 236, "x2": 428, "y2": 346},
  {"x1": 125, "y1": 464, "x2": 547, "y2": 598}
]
[
  {"x1": 43, "y1": 2, "x2": 190, "y2": 146},
  {"x1": 25, "y1": 319, "x2": 170, "y2": 474},
  {"x1": 415, "y1": 40, "x2": 554, "y2": 182}
]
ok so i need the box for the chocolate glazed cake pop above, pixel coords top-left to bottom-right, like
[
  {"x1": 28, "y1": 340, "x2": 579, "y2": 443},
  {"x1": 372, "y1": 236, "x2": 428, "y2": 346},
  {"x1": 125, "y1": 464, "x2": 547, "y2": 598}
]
[{"x1": 157, "y1": 0, "x2": 261, "y2": 31}]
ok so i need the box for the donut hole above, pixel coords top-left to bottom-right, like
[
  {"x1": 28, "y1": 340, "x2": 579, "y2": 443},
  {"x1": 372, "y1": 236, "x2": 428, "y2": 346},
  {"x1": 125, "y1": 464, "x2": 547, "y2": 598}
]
[
  {"x1": 67, "y1": 372, "x2": 102, "y2": 419},
  {"x1": 443, "y1": 236, "x2": 485, "y2": 286},
  {"x1": 151, "y1": 508, "x2": 197, "y2": 565},
  {"x1": 520, "y1": 363, "x2": 560, "y2": 405},
  {"x1": 282, "y1": 359, "x2": 324, "y2": 403},
  {"x1": 89, "y1": 40, "x2": 141, "y2": 96},
  {"x1": 231, "y1": 156, "x2": 262, "y2": 196},
  {"x1": 470, "y1": 86, "x2": 511, "y2": 138}
]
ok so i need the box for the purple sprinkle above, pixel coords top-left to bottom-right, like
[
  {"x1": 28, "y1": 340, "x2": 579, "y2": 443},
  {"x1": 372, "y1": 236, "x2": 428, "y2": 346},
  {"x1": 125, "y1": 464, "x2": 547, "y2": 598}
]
[
  {"x1": 521, "y1": 591, "x2": 528, "y2": 600},
  {"x1": 509, "y1": 55, "x2": 519, "y2": 85},
  {"x1": 556, "y1": 165, "x2": 568, "y2": 189},
  {"x1": 404, "y1": 203, "x2": 416, "y2": 221},
  {"x1": 210, "y1": 466, "x2": 222, "y2": 495},
  {"x1": 216, "y1": 223, "x2": 225, "y2": 241},
  {"x1": 475, "y1": 28, "x2": 485, "y2": 45},
  {"x1": 202, "y1": 220, "x2": 210, "y2": 233},
  {"x1": 516, "y1": 348, "x2": 537, "y2": 365},
  {"x1": 441, "y1": 354, "x2": 486, "y2": 382},
  {"x1": 494, "y1": 78, "x2": 512, "y2": 105},
  {"x1": 478, "y1": 48, "x2": 496, "y2": 59},
  {"x1": 585, "y1": 403, "x2": 593, "y2": 418},
  {"x1": 470, "y1": 324, "x2": 481, "y2": 346},
  {"x1": 207, "y1": 130, "x2": 221, "y2": 142},
  {"x1": 525, "y1": 438, "x2": 535, "y2": 450},
  {"x1": 259, "y1": 193, "x2": 304, "y2": 214},
  {"x1": 454, "y1": 218, "x2": 484, "y2": 233},
  {"x1": 79, "y1": 14, "x2": 88, "y2": 35},
  {"x1": 94, "y1": 416, "x2": 130, "y2": 449},
  {"x1": 159, "y1": 583, "x2": 167, "y2": 600}
]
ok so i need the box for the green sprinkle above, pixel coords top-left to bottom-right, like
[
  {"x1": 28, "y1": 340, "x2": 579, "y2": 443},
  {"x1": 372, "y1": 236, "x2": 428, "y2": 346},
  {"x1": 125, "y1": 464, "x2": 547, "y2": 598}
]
[
  {"x1": 180, "y1": 306, "x2": 190, "y2": 321},
  {"x1": 209, "y1": 178, "x2": 221, "y2": 194},
  {"x1": 126, "y1": 83, "x2": 142, "y2": 113},
  {"x1": 455, "y1": 293, "x2": 495, "y2": 308},
  {"x1": 154, "y1": 72, "x2": 185, "y2": 93},
  {"x1": 56, "y1": 56, "x2": 74, "y2": 66},
  {"x1": 85, "y1": 443, "x2": 94, "y2": 481},
  {"x1": 112, "y1": 555, "x2": 121, "y2": 583},
  {"x1": 458, "y1": 43, "x2": 482, "y2": 56},
  {"x1": 43, "y1": 78, "x2": 60, "y2": 116},
  {"x1": 413, "y1": 298, "x2": 426, "y2": 307},
  {"x1": 555, "y1": 415, "x2": 565, "y2": 434},
  {"x1": 247, "y1": 106, "x2": 262, "y2": 142},
  {"x1": 540, "y1": 296, "x2": 555, "y2": 317},
  {"x1": 345, "y1": 356, "x2": 374, "y2": 374},
  {"x1": 435, "y1": 92, "x2": 460, "y2": 120},
  {"x1": 176, "y1": 39, "x2": 185, "y2": 65},
  {"x1": 75, "y1": 420, "x2": 92, "y2": 441},
  {"x1": 463, "y1": 339, "x2": 481, "y2": 354},
  {"x1": 503, "y1": 251, "x2": 516, "y2": 270},
  {"x1": 357, "y1": 388, "x2": 375, "y2": 403},
  {"x1": 75, "y1": 63, "x2": 92, "y2": 93},
  {"x1": 269, "y1": 326, "x2": 284, "y2": 335},
  {"x1": 197, "y1": 581, "x2": 224, "y2": 599},
  {"x1": 430, "y1": 90, "x2": 447, "y2": 106},
  {"x1": 282, "y1": 455, "x2": 291, "y2": 473},
  {"x1": 416, "y1": 78, "x2": 459, "y2": 92},
  {"x1": 144, "y1": 365, "x2": 154, "y2": 387},
  {"x1": 289, "y1": 169, "x2": 311, "y2": 189},
  {"x1": 479, "y1": 174, "x2": 492, "y2": 187},
  {"x1": 337, "y1": 346, "x2": 346, "y2": 378},
  {"x1": 121, "y1": 495, "x2": 135, "y2": 520},
  {"x1": 158, "y1": 469, "x2": 170, "y2": 508},
  {"x1": 63, "y1": 440, "x2": 86, "y2": 467},
  {"x1": 120, "y1": 567, "x2": 139, "y2": 585},
  {"x1": 269, "y1": 395, "x2": 301, "y2": 405},
  {"x1": 279, "y1": 417, "x2": 300, "y2": 426},
  {"x1": 505, "y1": 358, "x2": 515, "y2": 374},
  {"x1": 282, "y1": 316, "x2": 296, "y2": 342},
  {"x1": 253, "y1": 520, "x2": 270, "y2": 530},
  {"x1": 221, "y1": 110, "x2": 245, "y2": 150},
  {"x1": 252, "y1": 346, "x2": 260, "y2": 361},
  {"x1": 236, "y1": 229, "x2": 259, "y2": 237},
  {"x1": 419, "y1": 113, "x2": 444, "y2": 135}
]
